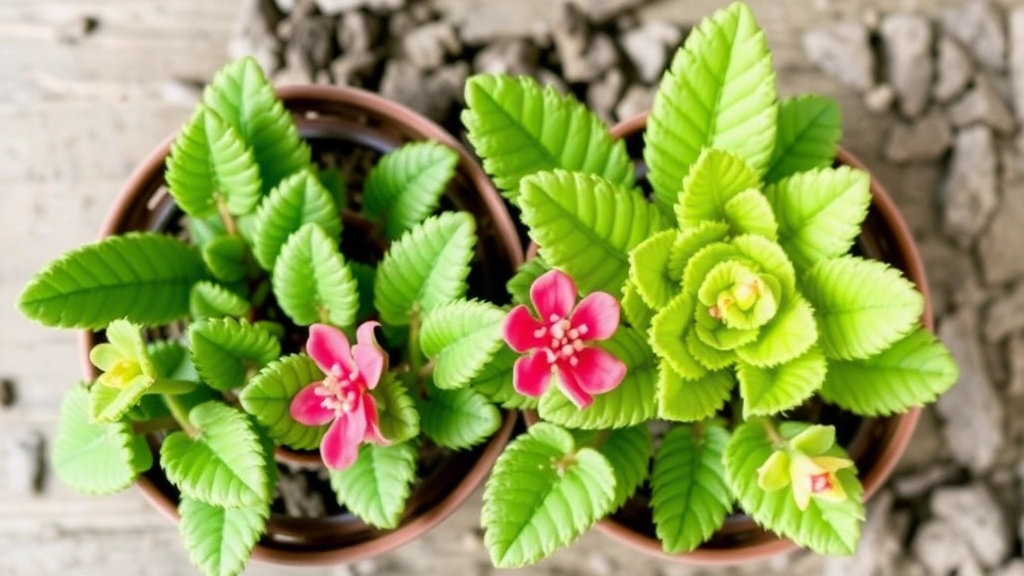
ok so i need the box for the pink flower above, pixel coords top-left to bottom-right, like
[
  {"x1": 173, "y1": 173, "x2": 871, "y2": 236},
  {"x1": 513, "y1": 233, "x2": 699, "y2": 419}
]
[
  {"x1": 290, "y1": 322, "x2": 388, "y2": 470},
  {"x1": 503, "y1": 269, "x2": 626, "y2": 409}
]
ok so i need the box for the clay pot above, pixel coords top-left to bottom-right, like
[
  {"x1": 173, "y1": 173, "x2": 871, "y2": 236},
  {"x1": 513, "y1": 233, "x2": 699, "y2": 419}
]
[
  {"x1": 78, "y1": 85, "x2": 522, "y2": 565},
  {"x1": 572, "y1": 113, "x2": 930, "y2": 564}
]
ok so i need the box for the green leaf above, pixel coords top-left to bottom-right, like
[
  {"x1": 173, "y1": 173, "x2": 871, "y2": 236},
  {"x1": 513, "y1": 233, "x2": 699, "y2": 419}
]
[
  {"x1": 482, "y1": 423, "x2": 616, "y2": 568},
  {"x1": 765, "y1": 95, "x2": 842, "y2": 183},
  {"x1": 650, "y1": 293, "x2": 706, "y2": 379},
  {"x1": 651, "y1": 423, "x2": 732, "y2": 554},
  {"x1": 820, "y1": 328, "x2": 959, "y2": 416},
  {"x1": 421, "y1": 300, "x2": 507, "y2": 390},
  {"x1": 657, "y1": 366, "x2": 734, "y2": 422},
  {"x1": 668, "y1": 221, "x2": 731, "y2": 281},
  {"x1": 190, "y1": 318, "x2": 281, "y2": 391},
  {"x1": 317, "y1": 167, "x2": 347, "y2": 210},
  {"x1": 90, "y1": 376, "x2": 152, "y2": 423},
  {"x1": 674, "y1": 149, "x2": 760, "y2": 228},
  {"x1": 350, "y1": 262, "x2": 377, "y2": 323},
  {"x1": 469, "y1": 346, "x2": 539, "y2": 411},
  {"x1": 166, "y1": 106, "x2": 262, "y2": 218},
  {"x1": 202, "y1": 235, "x2": 249, "y2": 284},
  {"x1": 272, "y1": 223, "x2": 359, "y2": 327},
  {"x1": 363, "y1": 141, "x2": 459, "y2": 239},
  {"x1": 645, "y1": 2, "x2": 777, "y2": 210},
  {"x1": 190, "y1": 281, "x2": 249, "y2": 320},
  {"x1": 804, "y1": 256, "x2": 924, "y2": 360},
  {"x1": 765, "y1": 167, "x2": 871, "y2": 271},
  {"x1": 161, "y1": 402, "x2": 272, "y2": 507},
  {"x1": 730, "y1": 234, "x2": 797, "y2": 298},
  {"x1": 621, "y1": 280, "x2": 655, "y2": 332},
  {"x1": 19, "y1": 233, "x2": 206, "y2": 329},
  {"x1": 372, "y1": 374, "x2": 420, "y2": 443},
  {"x1": 724, "y1": 421, "x2": 864, "y2": 555},
  {"x1": 507, "y1": 256, "x2": 549, "y2": 306},
  {"x1": 735, "y1": 294, "x2": 817, "y2": 367},
  {"x1": 179, "y1": 497, "x2": 269, "y2": 576},
  {"x1": 723, "y1": 188, "x2": 778, "y2": 240},
  {"x1": 53, "y1": 385, "x2": 152, "y2": 495},
  {"x1": 629, "y1": 230, "x2": 680, "y2": 309},
  {"x1": 539, "y1": 327, "x2": 657, "y2": 429},
  {"x1": 419, "y1": 385, "x2": 502, "y2": 450},
  {"x1": 252, "y1": 169, "x2": 342, "y2": 270},
  {"x1": 598, "y1": 426, "x2": 653, "y2": 511},
  {"x1": 239, "y1": 354, "x2": 327, "y2": 450},
  {"x1": 374, "y1": 212, "x2": 476, "y2": 327},
  {"x1": 149, "y1": 340, "x2": 199, "y2": 381},
  {"x1": 521, "y1": 170, "x2": 666, "y2": 297},
  {"x1": 463, "y1": 74, "x2": 634, "y2": 199},
  {"x1": 202, "y1": 57, "x2": 311, "y2": 193},
  {"x1": 330, "y1": 440, "x2": 418, "y2": 530},
  {"x1": 738, "y1": 346, "x2": 826, "y2": 417}
]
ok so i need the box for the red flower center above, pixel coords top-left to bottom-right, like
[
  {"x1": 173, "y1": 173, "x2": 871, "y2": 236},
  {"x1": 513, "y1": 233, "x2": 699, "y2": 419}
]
[
  {"x1": 535, "y1": 315, "x2": 589, "y2": 367},
  {"x1": 810, "y1": 472, "x2": 832, "y2": 494}
]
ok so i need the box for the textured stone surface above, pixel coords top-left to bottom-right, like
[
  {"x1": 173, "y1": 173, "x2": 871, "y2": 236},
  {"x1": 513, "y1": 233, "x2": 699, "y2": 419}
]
[
  {"x1": 316, "y1": 0, "x2": 404, "y2": 13},
  {"x1": 911, "y1": 519, "x2": 977, "y2": 576},
  {"x1": 934, "y1": 36, "x2": 975, "y2": 102},
  {"x1": 942, "y1": 0, "x2": 1007, "y2": 71},
  {"x1": 941, "y1": 125, "x2": 998, "y2": 245},
  {"x1": 803, "y1": 21, "x2": 874, "y2": 91},
  {"x1": 931, "y1": 485, "x2": 1010, "y2": 567},
  {"x1": 822, "y1": 491, "x2": 902, "y2": 576},
  {"x1": 401, "y1": 22, "x2": 460, "y2": 69},
  {"x1": 983, "y1": 282, "x2": 1024, "y2": 342},
  {"x1": 3, "y1": 430, "x2": 45, "y2": 496},
  {"x1": 620, "y1": 20, "x2": 681, "y2": 83},
  {"x1": 1011, "y1": 8, "x2": 1024, "y2": 123},
  {"x1": 881, "y1": 13, "x2": 934, "y2": 118},
  {"x1": 948, "y1": 75, "x2": 1017, "y2": 133},
  {"x1": 884, "y1": 110, "x2": 953, "y2": 163}
]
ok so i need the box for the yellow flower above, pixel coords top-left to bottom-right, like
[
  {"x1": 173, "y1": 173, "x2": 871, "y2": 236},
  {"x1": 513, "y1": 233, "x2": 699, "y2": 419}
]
[
  {"x1": 755, "y1": 424, "x2": 855, "y2": 510},
  {"x1": 89, "y1": 319, "x2": 155, "y2": 390}
]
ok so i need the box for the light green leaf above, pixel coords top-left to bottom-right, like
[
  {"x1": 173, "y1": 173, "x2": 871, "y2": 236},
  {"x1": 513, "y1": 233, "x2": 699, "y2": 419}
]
[
  {"x1": 657, "y1": 366, "x2": 734, "y2": 422},
  {"x1": 738, "y1": 346, "x2": 826, "y2": 417},
  {"x1": 730, "y1": 234, "x2": 797, "y2": 298},
  {"x1": 820, "y1": 328, "x2": 959, "y2": 416},
  {"x1": 419, "y1": 385, "x2": 501, "y2": 450},
  {"x1": 363, "y1": 141, "x2": 459, "y2": 239},
  {"x1": 190, "y1": 318, "x2": 281, "y2": 391},
  {"x1": 179, "y1": 497, "x2": 269, "y2": 576},
  {"x1": 766, "y1": 167, "x2": 871, "y2": 271},
  {"x1": 372, "y1": 374, "x2": 420, "y2": 443},
  {"x1": 190, "y1": 281, "x2": 249, "y2": 320},
  {"x1": 650, "y1": 293, "x2": 706, "y2": 380},
  {"x1": 507, "y1": 256, "x2": 549, "y2": 306},
  {"x1": 272, "y1": 223, "x2": 359, "y2": 327},
  {"x1": 421, "y1": 300, "x2": 507, "y2": 390},
  {"x1": 469, "y1": 346, "x2": 539, "y2": 411},
  {"x1": 202, "y1": 235, "x2": 249, "y2": 283},
  {"x1": 598, "y1": 425, "x2": 653, "y2": 511},
  {"x1": 149, "y1": 340, "x2": 199, "y2": 381},
  {"x1": 629, "y1": 230, "x2": 680, "y2": 309},
  {"x1": 645, "y1": 2, "x2": 777, "y2": 210},
  {"x1": 735, "y1": 294, "x2": 817, "y2": 367},
  {"x1": 723, "y1": 188, "x2": 778, "y2": 240},
  {"x1": 724, "y1": 421, "x2": 864, "y2": 555},
  {"x1": 19, "y1": 233, "x2": 206, "y2": 329},
  {"x1": 482, "y1": 423, "x2": 616, "y2": 568},
  {"x1": 90, "y1": 376, "x2": 152, "y2": 423},
  {"x1": 374, "y1": 212, "x2": 476, "y2": 327},
  {"x1": 239, "y1": 354, "x2": 328, "y2": 451},
  {"x1": 804, "y1": 256, "x2": 924, "y2": 360},
  {"x1": 252, "y1": 169, "x2": 342, "y2": 270},
  {"x1": 621, "y1": 280, "x2": 655, "y2": 332},
  {"x1": 330, "y1": 441, "x2": 418, "y2": 530},
  {"x1": 765, "y1": 95, "x2": 842, "y2": 183},
  {"x1": 652, "y1": 423, "x2": 732, "y2": 554},
  {"x1": 674, "y1": 149, "x2": 760, "y2": 228},
  {"x1": 463, "y1": 74, "x2": 634, "y2": 200},
  {"x1": 668, "y1": 221, "x2": 731, "y2": 281}
]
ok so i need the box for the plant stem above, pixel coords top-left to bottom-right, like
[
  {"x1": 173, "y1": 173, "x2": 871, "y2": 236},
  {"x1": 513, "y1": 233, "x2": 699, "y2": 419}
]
[
  {"x1": 217, "y1": 198, "x2": 238, "y2": 236},
  {"x1": 163, "y1": 394, "x2": 198, "y2": 437},
  {"x1": 760, "y1": 417, "x2": 784, "y2": 447},
  {"x1": 131, "y1": 416, "x2": 180, "y2": 435},
  {"x1": 407, "y1": 307, "x2": 425, "y2": 380}
]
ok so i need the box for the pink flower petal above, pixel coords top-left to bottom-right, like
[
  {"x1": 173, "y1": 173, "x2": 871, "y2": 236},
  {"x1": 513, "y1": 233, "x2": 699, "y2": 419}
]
[
  {"x1": 290, "y1": 383, "x2": 335, "y2": 426},
  {"x1": 307, "y1": 324, "x2": 355, "y2": 375},
  {"x1": 554, "y1": 365, "x2": 594, "y2": 409},
  {"x1": 352, "y1": 345, "x2": 385, "y2": 389},
  {"x1": 530, "y1": 269, "x2": 577, "y2": 322},
  {"x1": 513, "y1": 350, "x2": 554, "y2": 398},
  {"x1": 503, "y1": 305, "x2": 545, "y2": 353},
  {"x1": 571, "y1": 292, "x2": 621, "y2": 342},
  {"x1": 321, "y1": 409, "x2": 367, "y2": 470},
  {"x1": 361, "y1": 393, "x2": 388, "y2": 445},
  {"x1": 356, "y1": 321, "x2": 382, "y2": 348},
  {"x1": 570, "y1": 347, "x2": 627, "y2": 394}
]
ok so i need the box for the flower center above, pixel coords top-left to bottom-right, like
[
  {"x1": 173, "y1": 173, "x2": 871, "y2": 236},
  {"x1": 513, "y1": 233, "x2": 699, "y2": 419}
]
[
  {"x1": 809, "y1": 472, "x2": 832, "y2": 494},
  {"x1": 533, "y1": 315, "x2": 589, "y2": 367},
  {"x1": 315, "y1": 364, "x2": 364, "y2": 415},
  {"x1": 103, "y1": 359, "x2": 143, "y2": 389}
]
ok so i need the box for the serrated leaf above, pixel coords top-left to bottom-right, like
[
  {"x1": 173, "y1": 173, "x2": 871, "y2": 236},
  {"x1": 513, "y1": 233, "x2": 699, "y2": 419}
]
[
  {"x1": 652, "y1": 423, "x2": 732, "y2": 553},
  {"x1": 598, "y1": 426, "x2": 653, "y2": 510},
  {"x1": 372, "y1": 374, "x2": 420, "y2": 443},
  {"x1": 272, "y1": 223, "x2": 359, "y2": 327},
  {"x1": 738, "y1": 346, "x2": 826, "y2": 417},
  {"x1": 179, "y1": 497, "x2": 269, "y2": 576},
  {"x1": 508, "y1": 256, "x2": 549, "y2": 306},
  {"x1": 166, "y1": 106, "x2": 262, "y2": 218},
  {"x1": 190, "y1": 281, "x2": 249, "y2": 320},
  {"x1": 650, "y1": 293, "x2": 706, "y2": 380},
  {"x1": 19, "y1": 233, "x2": 206, "y2": 329},
  {"x1": 674, "y1": 149, "x2": 760, "y2": 228},
  {"x1": 735, "y1": 294, "x2": 817, "y2": 367},
  {"x1": 730, "y1": 234, "x2": 797, "y2": 298},
  {"x1": 202, "y1": 235, "x2": 248, "y2": 283},
  {"x1": 539, "y1": 327, "x2": 657, "y2": 429},
  {"x1": 161, "y1": 402, "x2": 272, "y2": 507},
  {"x1": 621, "y1": 280, "x2": 655, "y2": 332},
  {"x1": 149, "y1": 340, "x2": 199, "y2": 381},
  {"x1": 725, "y1": 421, "x2": 864, "y2": 555},
  {"x1": 419, "y1": 385, "x2": 501, "y2": 449},
  {"x1": 629, "y1": 230, "x2": 680, "y2": 309},
  {"x1": 202, "y1": 57, "x2": 310, "y2": 193},
  {"x1": 239, "y1": 354, "x2": 328, "y2": 450},
  {"x1": 723, "y1": 188, "x2": 778, "y2": 240},
  {"x1": 90, "y1": 376, "x2": 152, "y2": 423},
  {"x1": 765, "y1": 95, "x2": 842, "y2": 183},
  {"x1": 330, "y1": 441, "x2": 418, "y2": 530},
  {"x1": 463, "y1": 74, "x2": 634, "y2": 199},
  {"x1": 820, "y1": 328, "x2": 959, "y2": 416},
  {"x1": 766, "y1": 167, "x2": 871, "y2": 271},
  {"x1": 521, "y1": 170, "x2": 666, "y2": 297},
  {"x1": 252, "y1": 170, "x2": 342, "y2": 270},
  {"x1": 363, "y1": 141, "x2": 459, "y2": 239},
  {"x1": 482, "y1": 423, "x2": 616, "y2": 568},
  {"x1": 190, "y1": 318, "x2": 281, "y2": 391},
  {"x1": 668, "y1": 221, "x2": 731, "y2": 281},
  {"x1": 53, "y1": 386, "x2": 152, "y2": 495},
  {"x1": 421, "y1": 300, "x2": 507, "y2": 390},
  {"x1": 469, "y1": 346, "x2": 539, "y2": 410},
  {"x1": 645, "y1": 2, "x2": 777, "y2": 211},
  {"x1": 657, "y1": 366, "x2": 734, "y2": 422},
  {"x1": 804, "y1": 256, "x2": 924, "y2": 360},
  {"x1": 374, "y1": 212, "x2": 476, "y2": 327}
]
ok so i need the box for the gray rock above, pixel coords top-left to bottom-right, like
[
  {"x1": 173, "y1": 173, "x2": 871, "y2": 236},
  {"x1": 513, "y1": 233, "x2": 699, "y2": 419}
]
[
  {"x1": 942, "y1": 125, "x2": 998, "y2": 245},
  {"x1": 936, "y1": 309, "x2": 1004, "y2": 473},
  {"x1": 616, "y1": 84, "x2": 656, "y2": 122},
  {"x1": 863, "y1": 84, "x2": 895, "y2": 113},
  {"x1": 536, "y1": 69, "x2": 569, "y2": 95},
  {"x1": 566, "y1": 0, "x2": 643, "y2": 23},
  {"x1": 55, "y1": 15, "x2": 99, "y2": 45},
  {"x1": 883, "y1": 110, "x2": 952, "y2": 163},
  {"x1": 402, "y1": 22, "x2": 460, "y2": 70},
  {"x1": 931, "y1": 484, "x2": 1009, "y2": 567},
  {"x1": 382, "y1": 61, "x2": 469, "y2": 122},
  {"x1": 895, "y1": 407, "x2": 948, "y2": 473},
  {"x1": 911, "y1": 519, "x2": 976, "y2": 576},
  {"x1": 5, "y1": 430, "x2": 44, "y2": 495},
  {"x1": 337, "y1": 11, "x2": 380, "y2": 54},
  {"x1": 272, "y1": 62, "x2": 315, "y2": 85},
  {"x1": 315, "y1": 0, "x2": 403, "y2": 14},
  {"x1": 329, "y1": 52, "x2": 379, "y2": 86},
  {"x1": 620, "y1": 21, "x2": 682, "y2": 83},
  {"x1": 823, "y1": 491, "x2": 901, "y2": 576},
  {"x1": 1010, "y1": 8, "x2": 1024, "y2": 122},
  {"x1": 993, "y1": 559, "x2": 1024, "y2": 576},
  {"x1": 917, "y1": 237, "x2": 970, "y2": 316},
  {"x1": 228, "y1": 0, "x2": 282, "y2": 75},
  {"x1": 159, "y1": 78, "x2": 204, "y2": 107},
  {"x1": 585, "y1": 552, "x2": 616, "y2": 576},
  {"x1": 979, "y1": 158, "x2": 1024, "y2": 285},
  {"x1": 587, "y1": 69, "x2": 625, "y2": 124},
  {"x1": 880, "y1": 13, "x2": 934, "y2": 118},
  {"x1": 934, "y1": 36, "x2": 974, "y2": 102},
  {"x1": 379, "y1": 60, "x2": 423, "y2": 107},
  {"x1": 942, "y1": 0, "x2": 1007, "y2": 71},
  {"x1": 1008, "y1": 335, "x2": 1024, "y2": 396},
  {"x1": 285, "y1": 15, "x2": 335, "y2": 74},
  {"x1": 803, "y1": 21, "x2": 875, "y2": 91},
  {"x1": 553, "y1": 5, "x2": 618, "y2": 83},
  {"x1": 893, "y1": 464, "x2": 960, "y2": 499},
  {"x1": 984, "y1": 282, "x2": 1024, "y2": 341},
  {"x1": 276, "y1": 472, "x2": 325, "y2": 518},
  {"x1": 472, "y1": 40, "x2": 539, "y2": 75},
  {"x1": 948, "y1": 75, "x2": 1017, "y2": 133}
]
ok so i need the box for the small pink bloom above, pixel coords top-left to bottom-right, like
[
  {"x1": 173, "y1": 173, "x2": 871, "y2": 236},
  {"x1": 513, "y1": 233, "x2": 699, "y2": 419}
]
[
  {"x1": 290, "y1": 322, "x2": 388, "y2": 470},
  {"x1": 503, "y1": 269, "x2": 626, "y2": 409}
]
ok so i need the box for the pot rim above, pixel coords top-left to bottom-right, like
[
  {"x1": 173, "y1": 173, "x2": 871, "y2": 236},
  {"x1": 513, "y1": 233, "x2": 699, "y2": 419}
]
[{"x1": 75, "y1": 83, "x2": 523, "y2": 565}]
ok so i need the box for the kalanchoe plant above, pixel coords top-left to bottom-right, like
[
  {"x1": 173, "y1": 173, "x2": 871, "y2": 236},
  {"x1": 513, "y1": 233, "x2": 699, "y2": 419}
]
[
  {"x1": 462, "y1": 1, "x2": 959, "y2": 568},
  {"x1": 18, "y1": 57, "x2": 518, "y2": 576}
]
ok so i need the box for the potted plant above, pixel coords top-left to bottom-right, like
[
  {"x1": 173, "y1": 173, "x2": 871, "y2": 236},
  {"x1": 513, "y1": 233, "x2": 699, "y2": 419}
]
[
  {"x1": 460, "y1": 1, "x2": 959, "y2": 567},
  {"x1": 17, "y1": 57, "x2": 523, "y2": 575}
]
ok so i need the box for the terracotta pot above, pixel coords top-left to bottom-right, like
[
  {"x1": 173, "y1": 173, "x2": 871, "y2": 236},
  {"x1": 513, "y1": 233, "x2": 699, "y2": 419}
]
[
  {"x1": 78, "y1": 85, "x2": 522, "y2": 565},
  {"x1": 573, "y1": 113, "x2": 930, "y2": 564}
]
